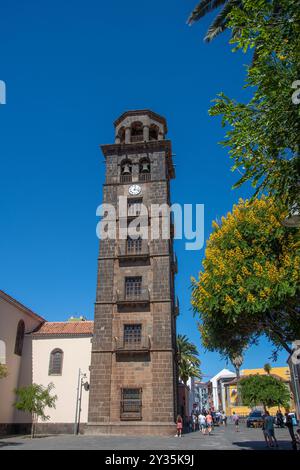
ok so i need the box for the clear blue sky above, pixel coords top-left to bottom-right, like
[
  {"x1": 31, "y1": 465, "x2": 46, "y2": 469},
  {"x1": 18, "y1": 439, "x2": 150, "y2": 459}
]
[{"x1": 0, "y1": 0, "x2": 288, "y2": 376}]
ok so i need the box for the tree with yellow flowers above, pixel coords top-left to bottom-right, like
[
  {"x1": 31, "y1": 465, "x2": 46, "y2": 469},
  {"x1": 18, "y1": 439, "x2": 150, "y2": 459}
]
[{"x1": 191, "y1": 197, "x2": 300, "y2": 359}]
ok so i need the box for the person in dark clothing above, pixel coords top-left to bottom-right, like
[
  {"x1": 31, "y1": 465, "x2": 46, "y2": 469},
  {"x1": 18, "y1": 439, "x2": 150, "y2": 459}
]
[
  {"x1": 285, "y1": 412, "x2": 297, "y2": 450},
  {"x1": 276, "y1": 410, "x2": 284, "y2": 428}
]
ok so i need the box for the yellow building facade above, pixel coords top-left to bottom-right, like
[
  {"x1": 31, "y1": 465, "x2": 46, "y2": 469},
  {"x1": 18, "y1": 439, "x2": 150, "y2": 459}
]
[{"x1": 224, "y1": 367, "x2": 294, "y2": 416}]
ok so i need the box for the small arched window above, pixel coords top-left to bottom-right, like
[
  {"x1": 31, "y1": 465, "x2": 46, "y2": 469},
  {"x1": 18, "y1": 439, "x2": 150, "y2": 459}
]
[
  {"x1": 14, "y1": 320, "x2": 25, "y2": 356},
  {"x1": 49, "y1": 349, "x2": 63, "y2": 375},
  {"x1": 149, "y1": 124, "x2": 159, "y2": 141},
  {"x1": 0, "y1": 340, "x2": 6, "y2": 364},
  {"x1": 131, "y1": 121, "x2": 143, "y2": 143},
  {"x1": 117, "y1": 126, "x2": 125, "y2": 144}
]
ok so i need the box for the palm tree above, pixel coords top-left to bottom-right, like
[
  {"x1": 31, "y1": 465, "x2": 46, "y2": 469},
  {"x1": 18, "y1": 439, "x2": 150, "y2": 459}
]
[
  {"x1": 264, "y1": 363, "x2": 272, "y2": 375},
  {"x1": 230, "y1": 353, "x2": 243, "y2": 405},
  {"x1": 187, "y1": 0, "x2": 242, "y2": 42},
  {"x1": 176, "y1": 334, "x2": 202, "y2": 385}
]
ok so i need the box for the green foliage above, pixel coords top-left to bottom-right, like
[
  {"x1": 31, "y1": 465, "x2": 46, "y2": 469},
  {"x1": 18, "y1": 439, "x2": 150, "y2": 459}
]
[
  {"x1": 240, "y1": 374, "x2": 290, "y2": 409},
  {"x1": 177, "y1": 334, "x2": 202, "y2": 384},
  {"x1": 191, "y1": 197, "x2": 300, "y2": 357},
  {"x1": 209, "y1": 0, "x2": 300, "y2": 208},
  {"x1": 0, "y1": 363, "x2": 8, "y2": 379},
  {"x1": 14, "y1": 383, "x2": 57, "y2": 421}
]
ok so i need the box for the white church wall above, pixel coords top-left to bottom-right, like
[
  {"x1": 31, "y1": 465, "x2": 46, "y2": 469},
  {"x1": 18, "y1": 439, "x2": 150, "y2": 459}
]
[{"x1": 32, "y1": 336, "x2": 91, "y2": 426}]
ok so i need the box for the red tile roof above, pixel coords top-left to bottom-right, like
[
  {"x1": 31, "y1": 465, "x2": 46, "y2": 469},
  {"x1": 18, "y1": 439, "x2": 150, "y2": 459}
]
[{"x1": 33, "y1": 321, "x2": 94, "y2": 336}]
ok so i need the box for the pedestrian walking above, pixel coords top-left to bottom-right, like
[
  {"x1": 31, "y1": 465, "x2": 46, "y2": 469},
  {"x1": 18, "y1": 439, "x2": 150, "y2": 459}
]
[
  {"x1": 285, "y1": 412, "x2": 297, "y2": 450},
  {"x1": 276, "y1": 409, "x2": 284, "y2": 428},
  {"x1": 262, "y1": 413, "x2": 270, "y2": 448},
  {"x1": 191, "y1": 412, "x2": 197, "y2": 432},
  {"x1": 232, "y1": 411, "x2": 239, "y2": 432},
  {"x1": 263, "y1": 411, "x2": 278, "y2": 448},
  {"x1": 222, "y1": 411, "x2": 227, "y2": 426},
  {"x1": 206, "y1": 412, "x2": 213, "y2": 435},
  {"x1": 175, "y1": 415, "x2": 183, "y2": 437},
  {"x1": 198, "y1": 413, "x2": 207, "y2": 435}
]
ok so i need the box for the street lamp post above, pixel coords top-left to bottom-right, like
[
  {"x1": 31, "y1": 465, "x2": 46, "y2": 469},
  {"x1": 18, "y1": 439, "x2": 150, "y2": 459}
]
[{"x1": 74, "y1": 369, "x2": 89, "y2": 435}]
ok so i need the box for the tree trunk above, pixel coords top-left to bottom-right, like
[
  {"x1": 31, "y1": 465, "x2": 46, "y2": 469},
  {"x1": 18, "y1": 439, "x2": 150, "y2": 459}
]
[
  {"x1": 263, "y1": 403, "x2": 267, "y2": 413},
  {"x1": 263, "y1": 314, "x2": 293, "y2": 355},
  {"x1": 31, "y1": 414, "x2": 36, "y2": 439}
]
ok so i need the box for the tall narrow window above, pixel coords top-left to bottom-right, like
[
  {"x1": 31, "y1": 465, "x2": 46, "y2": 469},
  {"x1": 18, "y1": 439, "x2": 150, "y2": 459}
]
[
  {"x1": 14, "y1": 320, "x2": 25, "y2": 356},
  {"x1": 121, "y1": 388, "x2": 142, "y2": 420},
  {"x1": 49, "y1": 349, "x2": 63, "y2": 375},
  {"x1": 128, "y1": 198, "x2": 142, "y2": 217},
  {"x1": 124, "y1": 324, "x2": 142, "y2": 344},
  {"x1": 125, "y1": 276, "x2": 142, "y2": 298},
  {"x1": 0, "y1": 340, "x2": 6, "y2": 365},
  {"x1": 126, "y1": 237, "x2": 142, "y2": 254}
]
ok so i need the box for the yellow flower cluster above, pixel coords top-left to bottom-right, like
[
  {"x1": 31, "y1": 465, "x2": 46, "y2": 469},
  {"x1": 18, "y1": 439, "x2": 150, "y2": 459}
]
[
  {"x1": 247, "y1": 293, "x2": 256, "y2": 303},
  {"x1": 253, "y1": 261, "x2": 263, "y2": 276},
  {"x1": 192, "y1": 196, "x2": 299, "y2": 319},
  {"x1": 259, "y1": 287, "x2": 271, "y2": 299},
  {"x1": 234, "y1": 228, "x2": 242, "y2": 240},
  {"x1": 242, "y1": 266, "x2": 251, "y2": 276},
  {"x1": 265, "y1": 262, "x2": 280, "y2": 283},
  {"x1": 224, "y1": 294, "x2": 235, "y2": 306}
]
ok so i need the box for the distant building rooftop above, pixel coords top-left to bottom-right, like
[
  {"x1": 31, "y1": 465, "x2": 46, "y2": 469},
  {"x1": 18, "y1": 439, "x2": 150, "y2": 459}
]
[{"x1": 32, "y1": 321, "x2": 94, "y2": 337}]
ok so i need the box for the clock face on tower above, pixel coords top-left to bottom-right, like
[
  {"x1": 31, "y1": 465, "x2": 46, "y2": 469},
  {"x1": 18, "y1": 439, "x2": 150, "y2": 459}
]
[{"x1": 128, "y1": 184, "x2": 141, "y2": 196}]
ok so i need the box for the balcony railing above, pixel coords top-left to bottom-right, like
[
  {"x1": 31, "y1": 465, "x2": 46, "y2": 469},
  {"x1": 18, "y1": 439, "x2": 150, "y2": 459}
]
[
  {"x1": 118, "y1": 240, "x2": 149, "y2": 259},
  {"x1": 114, "y1": 336, "x2": 151, "y2": 353},
  {"x1": 120, "y1": 174, "x2": 132, "y2": 183},
  {"x1": 116, "y1": 288, "x2": 150, "y2": 305},
  {"x1": 130, "y1": 134, "x2": 144, "y2": 143},
  {"x1": 139, "y1": 172, "x2": 151, "y2": 182}
]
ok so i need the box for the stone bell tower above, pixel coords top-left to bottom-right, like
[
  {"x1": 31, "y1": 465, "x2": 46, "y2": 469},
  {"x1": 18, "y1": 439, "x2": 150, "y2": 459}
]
[{"x1": 87, "y1": 110, "x2": 179, "y2": 435}]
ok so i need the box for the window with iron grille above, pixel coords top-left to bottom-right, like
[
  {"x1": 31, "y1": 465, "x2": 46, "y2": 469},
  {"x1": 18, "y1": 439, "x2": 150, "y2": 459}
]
[
  {"x1": 125, "y1": 276, "x2": 142, "y2": 298},
  {"x1": 121, "y1": 388, "x2": 142, "y2": 420},
  {"x1": 126, "y1": 236, "x2": 142, "y2": 254},
  {"x1": 49, "y1": 349, "x2": 63, "y2": 375},
  {"x1": 124, "y1": 324, "x2": 142, "y2": 344},
  {"x1": 128, "y1": 198, "x2": 142, "y2": 217}
]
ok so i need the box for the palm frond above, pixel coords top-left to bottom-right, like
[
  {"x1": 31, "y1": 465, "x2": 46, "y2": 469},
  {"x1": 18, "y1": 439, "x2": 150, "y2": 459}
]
[
  {"x1": 204, "y1": 0, "x2": 239, "y2": 42},
  {"x1": 187, "y1": 0, "x2": 228, "y2": 25}
]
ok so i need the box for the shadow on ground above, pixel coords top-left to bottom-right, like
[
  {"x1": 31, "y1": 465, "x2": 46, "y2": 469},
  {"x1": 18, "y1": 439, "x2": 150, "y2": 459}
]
[
  {"x1": 0, "y1": 440, "x2": 23, "y2": 448},
  {"x1": 232, "y1": 440, "x2": 294, "y2": 451}
]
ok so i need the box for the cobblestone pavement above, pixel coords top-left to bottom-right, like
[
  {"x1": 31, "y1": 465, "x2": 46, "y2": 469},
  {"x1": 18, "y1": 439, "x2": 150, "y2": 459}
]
[{"x1": 0, "y1": 424, "x2": 295, "y2": 450}]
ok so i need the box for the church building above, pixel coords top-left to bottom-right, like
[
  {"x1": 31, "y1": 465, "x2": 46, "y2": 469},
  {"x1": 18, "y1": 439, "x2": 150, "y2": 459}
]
[{"x1": 0, "y1": 110, "x2": 179, "y2": 436}]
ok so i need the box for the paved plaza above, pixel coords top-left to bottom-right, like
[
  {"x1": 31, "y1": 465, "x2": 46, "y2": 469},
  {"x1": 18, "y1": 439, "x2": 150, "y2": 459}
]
[{"x1": 0, "y1": 424, "x2": 296, "y2": 450}]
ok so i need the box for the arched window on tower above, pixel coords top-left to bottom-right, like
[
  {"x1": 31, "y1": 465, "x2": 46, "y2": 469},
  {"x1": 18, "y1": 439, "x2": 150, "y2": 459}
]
[
  {"x1": 131, "y1": 121, "x2": 143, "y2": 143},
  {"x1": 120, "y1": 159, "x2": 132, "y2": 183},
  {"x1": 117, "y1": 126, "x2": 125, "y2": 144},
  {"x1": 149, "y1": 124, "x2": 159, "y2": 141},
  {"x1": 49, "y1": 348, "x2": 64, "y2": 375},
  {"x1": 139, "y1": 157, "x2": 151, "y2": 182},
  {"x1": 14, "y1": 320, "x2": 25, "y2": 356}
]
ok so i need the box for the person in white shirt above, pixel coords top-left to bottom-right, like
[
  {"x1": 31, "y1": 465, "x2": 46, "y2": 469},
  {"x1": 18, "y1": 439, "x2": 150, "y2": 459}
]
[{"x1": 198, "y1": 413, "x2": 207, "y2": 435}]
